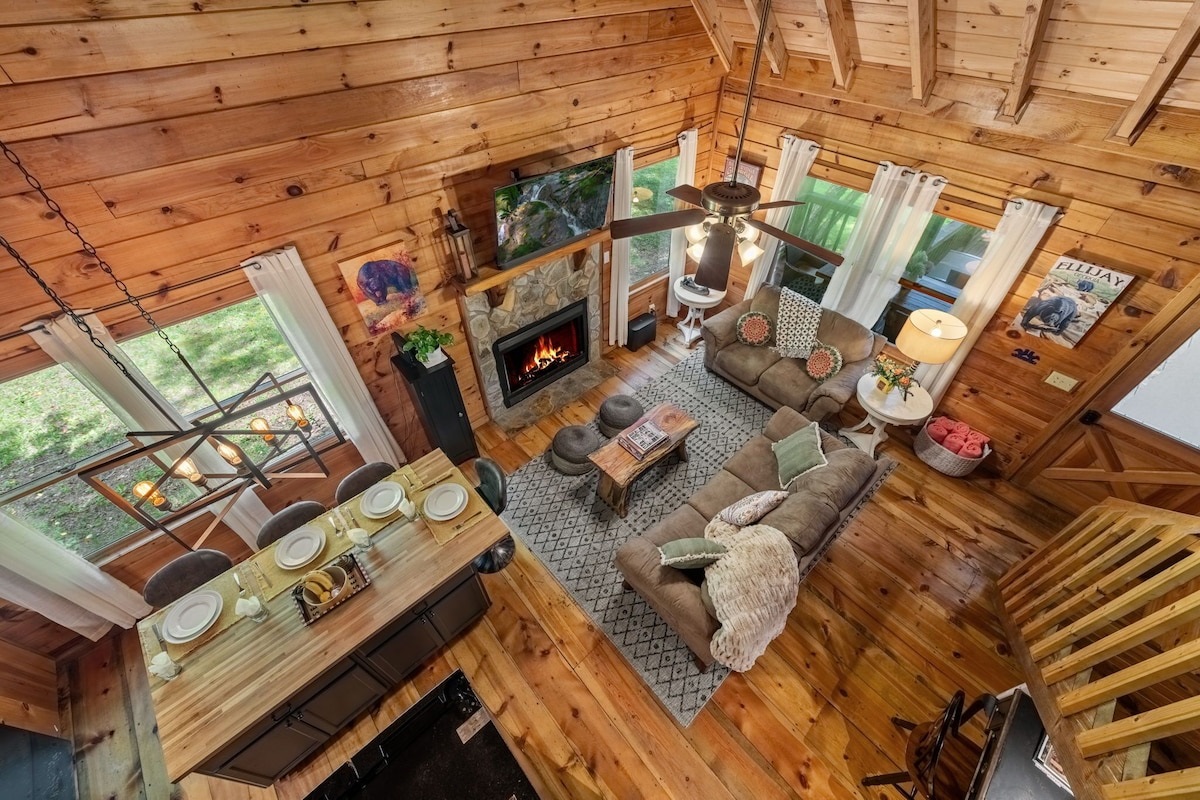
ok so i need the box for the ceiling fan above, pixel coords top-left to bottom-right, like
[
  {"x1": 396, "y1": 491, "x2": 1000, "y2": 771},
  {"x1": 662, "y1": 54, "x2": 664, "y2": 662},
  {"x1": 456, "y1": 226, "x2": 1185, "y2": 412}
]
[{"x1": 609, "y1": 0, "x2": 844, "y2": 291}]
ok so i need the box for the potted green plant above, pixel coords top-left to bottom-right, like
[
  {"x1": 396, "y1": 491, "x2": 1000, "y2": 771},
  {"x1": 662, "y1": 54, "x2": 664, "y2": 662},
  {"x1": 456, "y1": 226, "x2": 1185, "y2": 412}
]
[{"x1": 402, "y1": 325, "x2": 454, "y2": 365}]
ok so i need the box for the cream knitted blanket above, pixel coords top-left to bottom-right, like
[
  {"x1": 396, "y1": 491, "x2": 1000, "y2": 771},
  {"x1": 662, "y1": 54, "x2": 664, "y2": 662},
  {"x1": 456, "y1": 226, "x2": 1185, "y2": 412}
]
[{"x1": 704, "y1": 518, "x2": 800, "y2": 672}]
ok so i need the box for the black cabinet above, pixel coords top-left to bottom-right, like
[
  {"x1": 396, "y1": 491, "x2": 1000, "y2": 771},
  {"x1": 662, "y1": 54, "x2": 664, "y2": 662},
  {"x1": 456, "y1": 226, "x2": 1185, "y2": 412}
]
[
  {"x1": 359, "y1": 568, "x2": 489, "y2": 684},
  {"x1": 391, "y1": 341, "x2": 478, "y2": 464},
  {"x1": 217, "y1": 716, "x2": 328, "y2": 787},
  {"x1": 299, "y1": 663, "x2": 388, "y2": 734}
]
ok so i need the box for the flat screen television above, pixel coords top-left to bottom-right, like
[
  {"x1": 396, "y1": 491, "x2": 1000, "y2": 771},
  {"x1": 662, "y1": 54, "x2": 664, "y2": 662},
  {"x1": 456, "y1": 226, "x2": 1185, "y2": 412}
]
[{"x1": 493, "y1": 154, "x2": 614, "y2": 269}]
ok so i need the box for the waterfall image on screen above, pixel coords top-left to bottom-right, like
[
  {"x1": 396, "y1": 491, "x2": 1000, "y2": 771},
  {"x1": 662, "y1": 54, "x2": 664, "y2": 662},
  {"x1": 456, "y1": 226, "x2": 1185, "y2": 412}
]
[{"x1": 494, "y1": 155, "x2": 614, "y2": 268}]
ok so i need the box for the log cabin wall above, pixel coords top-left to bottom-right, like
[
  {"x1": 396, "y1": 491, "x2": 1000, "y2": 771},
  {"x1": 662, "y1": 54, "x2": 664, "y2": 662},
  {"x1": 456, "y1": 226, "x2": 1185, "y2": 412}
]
[
  {"x1": 0, "y1": 1, "x2": 722, "y2": 657},
  {"x1": 710, "y1": 55, "x2": 1200, "y2": 478}
]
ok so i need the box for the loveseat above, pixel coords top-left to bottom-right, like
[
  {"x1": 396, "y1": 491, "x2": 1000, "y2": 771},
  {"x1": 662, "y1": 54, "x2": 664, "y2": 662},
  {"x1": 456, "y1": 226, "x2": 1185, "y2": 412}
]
[
  {"x1": 614, "y1": 406, "x2": 892, "y2": 669},
  {"x1": 701, "y1": 286, "x2": 886, "y2": 422}
]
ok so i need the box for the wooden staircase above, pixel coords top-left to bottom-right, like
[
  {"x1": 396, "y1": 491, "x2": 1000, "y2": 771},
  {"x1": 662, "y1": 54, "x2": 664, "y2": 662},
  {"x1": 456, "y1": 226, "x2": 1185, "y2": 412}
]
[{"x1": 996, "y1": 498, "x2": 1200, "y2": 800}]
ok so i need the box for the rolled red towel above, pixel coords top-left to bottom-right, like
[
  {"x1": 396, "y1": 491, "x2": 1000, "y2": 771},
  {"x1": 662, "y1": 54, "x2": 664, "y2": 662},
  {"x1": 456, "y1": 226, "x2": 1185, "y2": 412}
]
[
  {"x1": 950, "y1": 420, "x2": 971, "y2": 435},
  {"x1": 965, "y1": 429, "x2": 991, "y2": 446},
  {"x1": 927, "y1": 420, "x2": 952, "y2": 443},
  {"x1": 960, "y1": 441, "x2": 984, "y2": 459},
  {"x1": 943, "y1": 433, "x2": 967, "y2": 454}
]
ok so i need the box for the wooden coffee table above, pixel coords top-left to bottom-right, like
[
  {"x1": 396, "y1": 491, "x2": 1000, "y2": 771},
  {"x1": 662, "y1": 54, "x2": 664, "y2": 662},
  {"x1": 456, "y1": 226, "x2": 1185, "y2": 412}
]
[{"x1": 589, "y1": 403, "x2": 699, "y2": 517}]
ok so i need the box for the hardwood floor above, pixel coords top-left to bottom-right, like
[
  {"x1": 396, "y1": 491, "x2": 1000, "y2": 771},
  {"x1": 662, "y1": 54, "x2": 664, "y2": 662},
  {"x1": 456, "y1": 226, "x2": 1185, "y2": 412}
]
[{"x1": 63, "y1": 329, "x2": 1072, "y2": 800}]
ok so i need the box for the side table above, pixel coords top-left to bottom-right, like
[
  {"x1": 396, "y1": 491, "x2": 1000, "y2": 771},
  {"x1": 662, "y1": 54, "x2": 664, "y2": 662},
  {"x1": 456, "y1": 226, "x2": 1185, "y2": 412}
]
[
  {"x1": 840, "y1": 373, "x2": 933, "y2": 458},
  {"x1": 673, "y1": 276, "x2": 726, "y2": 348}
]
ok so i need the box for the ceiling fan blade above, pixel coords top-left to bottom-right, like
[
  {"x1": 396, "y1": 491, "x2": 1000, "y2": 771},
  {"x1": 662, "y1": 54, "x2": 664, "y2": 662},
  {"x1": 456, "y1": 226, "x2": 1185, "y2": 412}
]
[
  {"x1": 610, "y1": 208, "x2": 708, "y2": 239},
  {"x1": 693, "y1": 222, "x2": 736, "y2": 292},
  {"x1": 755, "y1": 200, "x2": 805, "y2": 211},
  {"x1": 666, "y1": 184, "x2": 705, "y2": 208},
  {"x1": 743, "y1": 218, "x2": 845, "y2": 266}
]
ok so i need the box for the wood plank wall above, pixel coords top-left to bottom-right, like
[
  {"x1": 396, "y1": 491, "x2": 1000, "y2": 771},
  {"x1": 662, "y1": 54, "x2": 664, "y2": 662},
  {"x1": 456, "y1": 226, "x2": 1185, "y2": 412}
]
[
  {"x1": 0, "y1": 1, "x2": 722, "y2": 658},
  {"x1": 0, "y1": 638, "x2": 59, "y2": 737},
  {"x1": 712, "y1": 55, "x2": 1200, "y2": 478}
]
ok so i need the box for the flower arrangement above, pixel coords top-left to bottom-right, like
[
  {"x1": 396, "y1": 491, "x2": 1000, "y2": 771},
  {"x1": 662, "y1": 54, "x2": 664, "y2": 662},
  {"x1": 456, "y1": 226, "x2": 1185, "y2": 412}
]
[{"x1": 871, "y1": 354, "x2": 918, "y2": 400}]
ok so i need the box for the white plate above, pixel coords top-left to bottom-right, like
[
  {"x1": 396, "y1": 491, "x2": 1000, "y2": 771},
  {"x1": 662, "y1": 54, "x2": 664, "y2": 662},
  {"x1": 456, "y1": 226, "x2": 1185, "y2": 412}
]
[
  {"x1": 274, "y1": 524, "x2": 327, "y2": 569},
  {"x1": 162, "y1": 589, "x2": 223, "y2": 644},
  {"x1": 360, "y1": 481, "x2": 405, "y2": 519},
  {"x1": 423, "y1": 483, "x2": 469, "y2": 521}
]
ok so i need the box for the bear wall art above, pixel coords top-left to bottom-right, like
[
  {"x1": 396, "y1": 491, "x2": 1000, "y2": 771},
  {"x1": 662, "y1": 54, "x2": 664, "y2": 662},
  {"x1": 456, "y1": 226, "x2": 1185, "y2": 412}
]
[
  {"x1": 1007, "y1": 256, "x2": 1133, "y2": 349},
  {"x1": 337, "y1": 242, "x2": 427, "y2": 337}
]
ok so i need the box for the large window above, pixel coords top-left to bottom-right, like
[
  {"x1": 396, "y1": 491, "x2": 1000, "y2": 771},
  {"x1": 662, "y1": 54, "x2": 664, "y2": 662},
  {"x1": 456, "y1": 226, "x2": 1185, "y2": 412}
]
[
  {"x1": 628, "y1": 155, "x2": 680, "y2": 286},
  {"x1": 0, "y1": 298, "x2": 317, "y2": 559},
  {"x1": 776, "y1": 177, "x2": 868, "y2": 304}
]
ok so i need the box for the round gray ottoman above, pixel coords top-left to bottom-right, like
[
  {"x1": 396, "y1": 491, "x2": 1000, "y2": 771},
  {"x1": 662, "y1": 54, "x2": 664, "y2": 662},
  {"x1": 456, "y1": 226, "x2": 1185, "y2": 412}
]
[
  {"x1": 551, "y1": 425, "x2": 601, "y2": 475},
  {"x1": 598, "y1": 394, "x2": 645, "y2": 438}
]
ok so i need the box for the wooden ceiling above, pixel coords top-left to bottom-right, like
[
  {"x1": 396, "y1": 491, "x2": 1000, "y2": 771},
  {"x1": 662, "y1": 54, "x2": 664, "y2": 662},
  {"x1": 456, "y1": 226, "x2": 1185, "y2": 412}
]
[{"x1": 692, "y1": 0, "x2": 1200, "y2": 144}]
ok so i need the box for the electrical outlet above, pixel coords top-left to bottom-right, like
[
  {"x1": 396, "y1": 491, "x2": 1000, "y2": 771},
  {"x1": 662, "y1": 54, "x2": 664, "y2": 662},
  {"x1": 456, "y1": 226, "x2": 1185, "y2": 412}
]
[{"x1": 1044, "y1": 371, "x2": 1079, "y2": 392}]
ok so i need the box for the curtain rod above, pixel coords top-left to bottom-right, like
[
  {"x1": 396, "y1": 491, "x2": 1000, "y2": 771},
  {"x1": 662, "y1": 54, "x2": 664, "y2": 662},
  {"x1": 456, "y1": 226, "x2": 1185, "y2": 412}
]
[{"x1": 0, "y1": 259, "x2": 256, "y2": 344}]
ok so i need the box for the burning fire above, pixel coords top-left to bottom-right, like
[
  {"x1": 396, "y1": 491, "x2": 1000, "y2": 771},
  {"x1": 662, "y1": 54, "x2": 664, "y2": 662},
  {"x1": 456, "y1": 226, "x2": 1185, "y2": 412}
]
[{"x1": 522, "y1": 335, "x2": 571, "y2": 377}]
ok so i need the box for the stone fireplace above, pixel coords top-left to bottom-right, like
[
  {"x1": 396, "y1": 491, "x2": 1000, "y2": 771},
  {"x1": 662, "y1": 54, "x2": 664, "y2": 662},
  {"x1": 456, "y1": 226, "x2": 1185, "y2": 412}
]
[{"x1": 460, "y1": 243, "x2": 610, "y2": 430}]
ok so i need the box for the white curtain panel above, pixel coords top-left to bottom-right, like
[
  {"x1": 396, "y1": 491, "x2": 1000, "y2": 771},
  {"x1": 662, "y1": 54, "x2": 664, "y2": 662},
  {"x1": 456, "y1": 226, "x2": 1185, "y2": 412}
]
[
  {"x1": 918, "y1": 199, "x2": 1060, "y2": 405},
  {"x1": 821, "y1": 163, "x2": 947, "y2": 328},
  {"x1": 747, "y1": 135, "x2": 821, "y2": 299},
  {"x1": 0, "y1": 511, "x2": 151, "y2": 639},
  {"x1": 243, "y1": 245, "x2": 404, "y2": 467},
  {"x1": 666, "y1": 129, "x2": 699, "y2": 317},
  {"x1": 25, "y1": 313, "x2": 270, "y2": 549},
  {"x1": 608, "y1": 147, "x2": 635, "y2": 346}
]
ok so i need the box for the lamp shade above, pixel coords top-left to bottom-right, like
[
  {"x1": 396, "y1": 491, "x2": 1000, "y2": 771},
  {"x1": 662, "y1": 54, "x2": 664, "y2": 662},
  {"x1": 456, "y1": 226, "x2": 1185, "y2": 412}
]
[{"x1": 896, "y1": 309, "x2": 967, "y2": 365}]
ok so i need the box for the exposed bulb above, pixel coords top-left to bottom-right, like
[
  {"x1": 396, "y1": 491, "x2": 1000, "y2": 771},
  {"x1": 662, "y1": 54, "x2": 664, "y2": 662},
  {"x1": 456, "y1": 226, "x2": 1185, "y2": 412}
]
[
  {"x1": 249, "y1": 417, "x2": 274, "y2": 442},
  {"x1": 172, "y1": 457, "x2": 207, "y2": 486},
  {"x1": 215, "y1": 440, "x2": 242, "y2": 467},
  {"x1": 132, "y1": 480, "x2": 154, "y2": 499},
  {"x1": 132, "y1": 480, "x2": 171, "y2": 510},
  {"x1": 286, "y1": 403, "x2": 310, "y2": 428}
]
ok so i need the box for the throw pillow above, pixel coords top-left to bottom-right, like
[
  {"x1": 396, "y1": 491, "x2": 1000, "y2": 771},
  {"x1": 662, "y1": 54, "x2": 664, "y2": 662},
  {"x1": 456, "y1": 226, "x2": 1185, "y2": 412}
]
[
  {"x1": 805, "y1": 342, "x2": 843, "y2": 382},
  {"x1": 718, "y1": 490, "x2": 790, "y2": 527},
  {"x1": 774, "y1": 287, "x2": 822, "y2": 360},
  {"x1": 659, "y1": 538, "x2": 728, "y2": 569},
  {"x1": 772, "y1": 421, "x2": 828, "y2": 488},
  {"x1": 699, "y1": 580, "x2": 718, "y2": 620},
  {"x1": 736, "y1": 311, "x2": 773, "y2": 347}
]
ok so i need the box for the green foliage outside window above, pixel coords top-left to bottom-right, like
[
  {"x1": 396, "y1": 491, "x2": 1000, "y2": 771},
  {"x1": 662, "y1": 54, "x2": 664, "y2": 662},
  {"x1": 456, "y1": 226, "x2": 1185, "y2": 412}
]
[{"x1": 629, "y1": 156, "x2": 680, "y2": 285}]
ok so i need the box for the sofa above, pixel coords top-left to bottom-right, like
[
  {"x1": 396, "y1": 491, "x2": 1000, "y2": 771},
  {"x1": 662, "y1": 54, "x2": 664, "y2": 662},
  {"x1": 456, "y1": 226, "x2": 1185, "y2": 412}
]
[
  {"x1": 614, "y1": 406, "x2": 892, "y2": 669},
  {"x1": 701, "y1": 286, "x2": 886, "y2": 422}
]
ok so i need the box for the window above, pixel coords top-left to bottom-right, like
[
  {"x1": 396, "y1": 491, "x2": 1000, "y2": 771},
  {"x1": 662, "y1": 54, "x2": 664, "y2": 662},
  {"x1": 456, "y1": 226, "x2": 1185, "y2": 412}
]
[
  {"x1": 628, "y1": 155, "x2": 680, "y2": 286},
  {"x1": 0, "y1": 297, "x2": 319, "y2": 559},
  {"x1": 775, "y1": 177, "x2": 868, "y2": 304}
]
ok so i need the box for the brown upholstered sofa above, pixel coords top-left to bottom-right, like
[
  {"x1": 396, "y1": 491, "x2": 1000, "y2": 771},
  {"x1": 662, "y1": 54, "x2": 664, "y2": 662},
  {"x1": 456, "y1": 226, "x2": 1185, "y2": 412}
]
[
  {"x1": 614, "y1": 406, "x2": 892, "y2": 669},
  {"x1": 701, "y1": 286, "x2": 886, "y2": 422}
]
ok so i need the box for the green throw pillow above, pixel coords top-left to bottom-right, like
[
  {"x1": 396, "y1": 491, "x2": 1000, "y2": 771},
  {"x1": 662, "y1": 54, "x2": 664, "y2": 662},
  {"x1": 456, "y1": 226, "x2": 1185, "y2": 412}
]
[
  {"x1": 699, "y1": 580, "x2": 718, "y2": 620},
  {"x1": 772, "y1": 422, "x2": 828, "y2": 488},
  {"x1": 658, "y1": 538, "x2": 727, "y2": 569}
]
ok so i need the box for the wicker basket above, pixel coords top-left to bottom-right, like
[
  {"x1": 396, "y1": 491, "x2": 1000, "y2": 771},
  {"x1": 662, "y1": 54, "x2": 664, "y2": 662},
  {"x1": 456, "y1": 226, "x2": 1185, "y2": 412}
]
[{"x1": 914, "y1": 421, "x2": 991, "y2": 477}]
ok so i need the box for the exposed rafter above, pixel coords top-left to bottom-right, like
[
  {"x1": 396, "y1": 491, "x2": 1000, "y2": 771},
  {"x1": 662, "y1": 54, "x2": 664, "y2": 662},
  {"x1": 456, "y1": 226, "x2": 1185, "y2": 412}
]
[
  {"x1": 689, "y1": 0, "x2": 735, "y2": 72},
  {"x1": 907, "y1": 0, "x2": 936, "y2": 104},
  {"x1": 1107, "y1": 0, "x2": 1200, "y2": 145},
  {"x1": 814, "y1": 0, "x2": 855, "y2": 89},
  {"x1": 997, "y1": 0, "x2": 1054, "y2": 122},
  {"x1": 743, "y1": 0, "x2": 789, "y2": 77}
]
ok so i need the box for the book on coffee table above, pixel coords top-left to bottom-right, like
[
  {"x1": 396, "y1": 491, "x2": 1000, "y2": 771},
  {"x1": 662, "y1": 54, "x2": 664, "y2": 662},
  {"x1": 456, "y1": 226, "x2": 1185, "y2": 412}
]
[{"x1": 618, "y1": 420, "x2": 669, "y2": 460}]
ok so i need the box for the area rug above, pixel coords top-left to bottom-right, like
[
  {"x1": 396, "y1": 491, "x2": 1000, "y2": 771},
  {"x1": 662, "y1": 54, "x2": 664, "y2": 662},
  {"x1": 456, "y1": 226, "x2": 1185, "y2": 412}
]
[{"x1": 502, "y1": 348, "x2": 779, "y2": 725}]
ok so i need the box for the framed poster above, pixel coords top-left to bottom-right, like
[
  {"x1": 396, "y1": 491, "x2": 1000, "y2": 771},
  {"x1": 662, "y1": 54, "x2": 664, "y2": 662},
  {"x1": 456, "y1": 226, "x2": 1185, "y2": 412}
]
[
  {"x1": 337, "y1": 243, "x2": 427, "y2": 337},
  {"x1": 1008, "y1": 256, "x2": 1133, "y2": 349},
  {"x1": 721, "y1": 156, "x2": 764, "y2": 188}
]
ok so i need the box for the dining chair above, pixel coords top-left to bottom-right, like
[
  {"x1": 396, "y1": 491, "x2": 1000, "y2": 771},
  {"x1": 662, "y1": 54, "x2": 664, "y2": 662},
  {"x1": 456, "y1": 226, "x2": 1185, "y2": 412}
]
[
  {"x1": 335, "y1": 461, "x2": 397, "y2": 505},
  {"x1": 256, "y1": 500, "x2": 326, "y2": 549},
  {"x1": 142, "y1": 549, "x2": 234, "y2": 608},
  {"x1": 471, "y1": 457, "x2": 514, "y2": 574},
  {"x1": 861, "y1": 690, "x2": 997, "y2": 799}
]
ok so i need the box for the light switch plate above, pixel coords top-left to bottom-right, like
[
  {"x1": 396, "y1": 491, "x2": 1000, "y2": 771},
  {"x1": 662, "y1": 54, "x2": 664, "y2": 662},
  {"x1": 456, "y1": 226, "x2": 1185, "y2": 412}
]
[{"x1": 1045, "y1": 371, "x2": 1079, "y2": 392}]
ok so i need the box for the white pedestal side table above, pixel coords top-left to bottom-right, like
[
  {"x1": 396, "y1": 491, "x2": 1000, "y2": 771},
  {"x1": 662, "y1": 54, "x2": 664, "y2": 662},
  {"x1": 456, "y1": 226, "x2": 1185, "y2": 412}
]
[
  {"x1": 673, "y1": 275, "x2": 727, "y2": 348},
  {"x1": 840, "y1": 373, "x2": 933, "y2": 458}
]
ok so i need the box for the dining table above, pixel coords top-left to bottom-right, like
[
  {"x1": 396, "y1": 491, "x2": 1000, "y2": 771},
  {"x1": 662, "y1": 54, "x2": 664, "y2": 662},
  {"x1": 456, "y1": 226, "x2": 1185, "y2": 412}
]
[{"x1": 135, "y1": 448, "x2": 512, "y2": 785}]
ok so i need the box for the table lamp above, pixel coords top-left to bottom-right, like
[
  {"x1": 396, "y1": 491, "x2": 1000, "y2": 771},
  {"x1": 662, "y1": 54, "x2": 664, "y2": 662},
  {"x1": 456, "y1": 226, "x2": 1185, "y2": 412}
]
[{"x1": 896, "y1": 309, "x2": 968, "y2": 366}]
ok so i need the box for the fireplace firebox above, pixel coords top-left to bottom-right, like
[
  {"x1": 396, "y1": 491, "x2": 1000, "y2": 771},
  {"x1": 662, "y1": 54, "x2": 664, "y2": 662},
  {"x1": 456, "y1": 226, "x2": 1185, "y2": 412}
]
[{"x1": 493, "y1": 299, "x2": 589, "y2": 408}]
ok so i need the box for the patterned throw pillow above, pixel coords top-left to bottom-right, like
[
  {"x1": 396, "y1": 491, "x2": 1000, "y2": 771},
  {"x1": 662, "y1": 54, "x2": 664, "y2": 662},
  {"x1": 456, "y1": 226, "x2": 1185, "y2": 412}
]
[
  {"x1": 718, "y1": 490, "x2": 790, "y2": 527},
  {"x1": 736, "y1": 311, "x2": 773, "y2": 347},
  {"x1": 774, "y1": 287, "x2": 822, "y2": 359},
  {"x1": 659, "y1": 538, "x2": 728, "y2": 569},
  {"x1": 805, "y1": 342, "x2": 843, "y2": 382}
]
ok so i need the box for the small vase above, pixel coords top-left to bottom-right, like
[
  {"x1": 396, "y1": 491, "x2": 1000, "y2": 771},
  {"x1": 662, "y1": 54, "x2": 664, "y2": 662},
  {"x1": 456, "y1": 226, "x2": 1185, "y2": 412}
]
[{"x1": 423, "y1": 346, "x2": 448, "y2": 366}]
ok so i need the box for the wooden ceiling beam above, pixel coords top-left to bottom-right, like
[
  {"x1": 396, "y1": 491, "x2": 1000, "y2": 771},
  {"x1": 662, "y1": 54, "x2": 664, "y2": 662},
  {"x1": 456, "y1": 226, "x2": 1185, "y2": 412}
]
[
  {"x1": 690, "y1": 0, "x2": 734, "y2": 72},
  {"x1": 813, "y1": 0, "x2": 855, "y2": 90},
  {"x1": 907, "y1": 0, "x2": 936, "y2": 105},
  {"x1": 743, "y1": 0, "x2": 789, "y2": 77},
  {"x1": 996, "y1": 0, "x2": 1053, "y2": 123},
  {"x1": 1107, "y1": 0, "x2": 1200, "y2": 145}
]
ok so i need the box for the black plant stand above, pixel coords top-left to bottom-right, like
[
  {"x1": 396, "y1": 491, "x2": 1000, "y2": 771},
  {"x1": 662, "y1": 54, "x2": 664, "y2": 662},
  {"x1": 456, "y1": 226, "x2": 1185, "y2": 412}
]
[{"x1": 391, "y1": 339, "x2": 478, "y2": 464}]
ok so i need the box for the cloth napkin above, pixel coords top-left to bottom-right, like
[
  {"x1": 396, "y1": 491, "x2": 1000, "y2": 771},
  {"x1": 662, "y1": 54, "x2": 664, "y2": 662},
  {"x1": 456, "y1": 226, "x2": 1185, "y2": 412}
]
[
  {"x1": 348, "y1": 528, "x2": 371, "y2": 548},
  {"x1": 235, "y1": 596, "x2": 263, "y2": 618},
  {"x1": 149, "y1": 651, "x2": 181, "y2": 680},
  {"x1": 943, "y1": 433, "x2": 967, "y2": 454},
  {"x1": 927, "y1": 418, "x2": 952, "y2": 443},
  {"x1": 950, "y1": 420, "x2": 971, "y2": 436},
  {"x1": 966, "y1": 430, "x2": 990, "y2": 446},
  {"x1": 960, "y1": 441, "x2": 984, "y2": 459}
]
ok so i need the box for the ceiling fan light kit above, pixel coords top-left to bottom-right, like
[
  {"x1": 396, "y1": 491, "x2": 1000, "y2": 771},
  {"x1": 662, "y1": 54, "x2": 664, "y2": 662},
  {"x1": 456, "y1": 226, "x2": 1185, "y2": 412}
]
[{"x1": 607, "y1": 0, "x2": 838, "y2": 292}]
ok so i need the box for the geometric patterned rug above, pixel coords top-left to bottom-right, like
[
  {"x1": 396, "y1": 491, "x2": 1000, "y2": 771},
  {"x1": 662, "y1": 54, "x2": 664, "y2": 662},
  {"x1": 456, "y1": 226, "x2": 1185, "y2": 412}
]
[{"x1": 502, "y1": 348, "x2": 775, "y2": 726}]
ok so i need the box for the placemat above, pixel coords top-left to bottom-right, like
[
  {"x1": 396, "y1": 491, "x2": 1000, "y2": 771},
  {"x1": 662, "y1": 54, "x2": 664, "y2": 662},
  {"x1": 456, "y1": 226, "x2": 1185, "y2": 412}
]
[
  {"x1": 408, "y1": 470, "x2": 490, "y2": 545},
  {"x1": 248, "y1": 515, "x2": 356, "y2": 601},
  {"x1": 138, "y1": 562, "x2": 255, "y2": 663}
]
